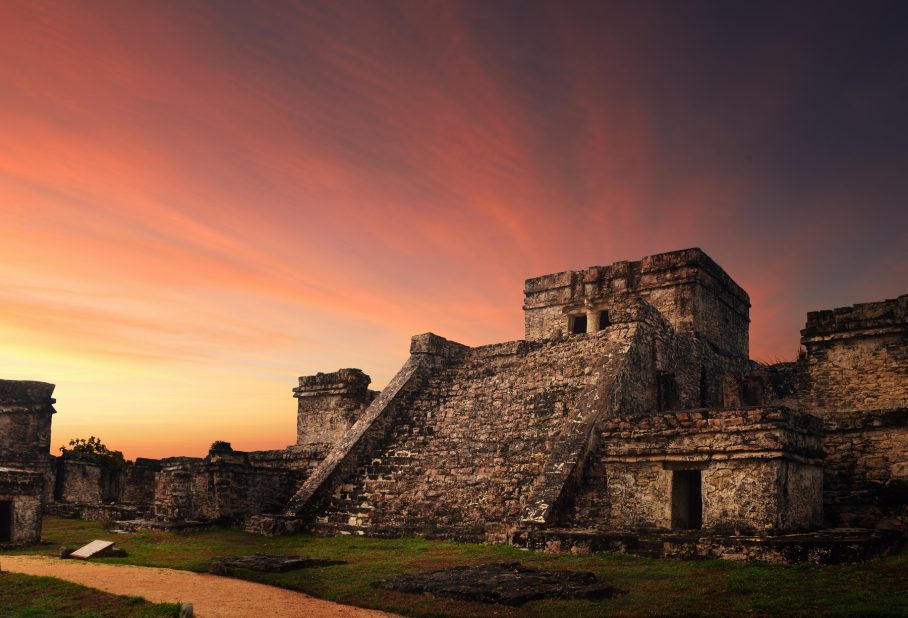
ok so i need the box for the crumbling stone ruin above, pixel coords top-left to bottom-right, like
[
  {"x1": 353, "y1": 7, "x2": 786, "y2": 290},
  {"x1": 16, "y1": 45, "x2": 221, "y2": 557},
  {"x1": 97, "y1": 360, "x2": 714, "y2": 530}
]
[
  {"x1": 0, "y1": 380, "x2": 56, "y2": 546},
  {"x1": 7, "y1": 248, "x2": 907, "y2": 562}
]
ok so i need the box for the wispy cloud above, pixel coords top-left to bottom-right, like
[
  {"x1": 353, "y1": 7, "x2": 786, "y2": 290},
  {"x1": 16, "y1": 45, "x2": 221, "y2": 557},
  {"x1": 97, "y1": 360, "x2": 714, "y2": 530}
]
[{"x1": 1, "y1": 0, "x2": 905, "y2": 456}]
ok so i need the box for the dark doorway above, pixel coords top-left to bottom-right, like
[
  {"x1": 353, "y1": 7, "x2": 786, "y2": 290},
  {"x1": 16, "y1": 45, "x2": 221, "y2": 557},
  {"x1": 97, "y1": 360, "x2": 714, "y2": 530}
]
[
  {"x1": 657, "y1": 372, "x2": 679, "y2": 412},
  {"x1": 569, "y1": 315, "x2": 587, "y2": 334},
  {"x1": 598, "y1": 310, "x2": 610, "y2": 330},
  {"x1": 671, "y1": 470, "x2": 702, "y2": 530},
  {"x1": 0, "y1": 501, "x2": 12, "y2": 543}
]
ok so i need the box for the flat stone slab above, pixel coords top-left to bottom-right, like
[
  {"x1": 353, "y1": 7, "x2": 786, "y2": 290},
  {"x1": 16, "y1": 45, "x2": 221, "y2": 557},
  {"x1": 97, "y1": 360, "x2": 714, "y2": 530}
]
[
  {"x1": 70, "y1": 540, "x2": 115, "y2": 560},
  {"x1": 114, "y1": 519, "x2": 212, "y2": 533},
  {"x1": 373, "y1": 562, "x2": 623, "y2": 606},
  {"x1": 212, "y1": 553, "x2": 346, "y2": 573}
]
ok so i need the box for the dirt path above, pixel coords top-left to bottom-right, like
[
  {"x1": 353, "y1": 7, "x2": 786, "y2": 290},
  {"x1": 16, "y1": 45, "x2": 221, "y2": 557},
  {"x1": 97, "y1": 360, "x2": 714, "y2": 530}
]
[{"x1": 1, "y1": 555, "x2": 398, "y2": 618}]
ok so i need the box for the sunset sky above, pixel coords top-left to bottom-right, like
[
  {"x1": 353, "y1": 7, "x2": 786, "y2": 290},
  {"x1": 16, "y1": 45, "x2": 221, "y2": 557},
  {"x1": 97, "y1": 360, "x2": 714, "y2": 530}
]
[{"x1": 1, "y1": 1, "x2": 906, "y2": 459}]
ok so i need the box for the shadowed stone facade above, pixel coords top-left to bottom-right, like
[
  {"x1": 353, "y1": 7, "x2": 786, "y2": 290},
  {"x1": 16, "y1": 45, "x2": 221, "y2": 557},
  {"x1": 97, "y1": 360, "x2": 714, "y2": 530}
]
[
  {"x1": 0, "y1": 380, "x2": 56, "y2": 546},
  {"x1": 15, "y1": 248, "x2": 907, "y2": 562}
]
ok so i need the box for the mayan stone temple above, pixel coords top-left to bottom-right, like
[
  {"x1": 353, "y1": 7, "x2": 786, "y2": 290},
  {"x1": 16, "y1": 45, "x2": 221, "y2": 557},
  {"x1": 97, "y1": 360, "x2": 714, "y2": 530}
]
[{"x1": 3, "y1": 248, "x2": 907, "y2": 562}]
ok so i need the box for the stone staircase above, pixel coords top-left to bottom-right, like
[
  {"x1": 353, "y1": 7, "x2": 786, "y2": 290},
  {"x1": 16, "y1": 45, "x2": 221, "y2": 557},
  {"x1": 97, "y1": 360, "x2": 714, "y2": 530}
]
[{"x1": 309, "y1": 378, "x2": 439, "y2": 537}]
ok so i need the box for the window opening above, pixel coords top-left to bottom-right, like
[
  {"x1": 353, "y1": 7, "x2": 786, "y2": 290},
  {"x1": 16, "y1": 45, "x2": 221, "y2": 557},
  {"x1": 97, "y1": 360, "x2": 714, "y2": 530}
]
[
  {"x1": 598, "y1": 310, "x2": 610, "y2": 330},
  {"x1": 569, "y1": 315, "x2": 587, "y2": 335}
]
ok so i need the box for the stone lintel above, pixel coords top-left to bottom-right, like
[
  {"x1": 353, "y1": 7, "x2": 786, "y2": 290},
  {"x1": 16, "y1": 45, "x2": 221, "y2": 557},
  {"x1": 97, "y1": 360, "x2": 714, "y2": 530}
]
[
  {"x1": 600, "y1": 407, "x2": 825, "y2": 464},
  {"x1": 0, "y1": 466, "x2": 43, "y2": 492},
  {"x1": 601, "y1": 450, "x2": 824, "y2": 466}
]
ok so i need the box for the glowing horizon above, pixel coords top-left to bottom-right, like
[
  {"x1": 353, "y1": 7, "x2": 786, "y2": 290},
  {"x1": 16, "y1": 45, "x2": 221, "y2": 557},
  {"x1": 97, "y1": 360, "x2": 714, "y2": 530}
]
[{"x1": 1, "y1": 1, "x2": 905, "y2": 459}]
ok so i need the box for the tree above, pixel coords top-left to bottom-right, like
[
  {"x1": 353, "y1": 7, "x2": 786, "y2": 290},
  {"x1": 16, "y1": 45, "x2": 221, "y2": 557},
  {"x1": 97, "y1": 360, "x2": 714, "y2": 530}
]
[{"x1": 59, "y1": 436, "x2": 128, "y2": 469}]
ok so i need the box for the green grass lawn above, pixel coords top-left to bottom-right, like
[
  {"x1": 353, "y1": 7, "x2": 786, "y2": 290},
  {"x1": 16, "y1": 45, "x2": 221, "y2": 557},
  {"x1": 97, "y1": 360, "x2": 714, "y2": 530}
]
[
  {"x1": 3, "y1": 517, "x2": 907, "y2": 617},
  {"x1": 0, "y1": 571, "x2": 179, "y2": 618}
]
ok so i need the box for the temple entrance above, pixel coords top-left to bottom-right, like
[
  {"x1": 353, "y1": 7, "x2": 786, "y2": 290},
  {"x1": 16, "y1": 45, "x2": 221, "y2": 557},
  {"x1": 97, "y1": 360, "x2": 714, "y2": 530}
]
[
  {"x1": 671, "y1": 470, "x2": 702, "y2": 530},
  {"x1": 0, "y1": 500, "x2": 12, "y2": 543}
]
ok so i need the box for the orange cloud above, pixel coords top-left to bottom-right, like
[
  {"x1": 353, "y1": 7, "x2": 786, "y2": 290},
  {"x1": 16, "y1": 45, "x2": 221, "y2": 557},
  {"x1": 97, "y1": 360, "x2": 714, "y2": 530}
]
[{"x1": 1, "y1": 1, "x2": 904, "y2": 457}]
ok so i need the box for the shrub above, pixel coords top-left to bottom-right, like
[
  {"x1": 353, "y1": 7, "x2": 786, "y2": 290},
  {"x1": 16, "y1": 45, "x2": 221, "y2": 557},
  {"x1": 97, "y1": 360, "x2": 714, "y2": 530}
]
[
  {"x1": 59, "y1": 436, "x2": 129, "y2": 469},
  {"x1": 209, "y1": 440, "x2": 233, "y2": 452}
]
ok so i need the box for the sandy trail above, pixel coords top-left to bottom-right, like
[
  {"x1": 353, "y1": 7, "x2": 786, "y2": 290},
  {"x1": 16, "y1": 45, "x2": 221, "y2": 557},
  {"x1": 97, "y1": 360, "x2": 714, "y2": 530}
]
[{"x1": 1, "y1": 555, "x2": 398, "y2": 618}]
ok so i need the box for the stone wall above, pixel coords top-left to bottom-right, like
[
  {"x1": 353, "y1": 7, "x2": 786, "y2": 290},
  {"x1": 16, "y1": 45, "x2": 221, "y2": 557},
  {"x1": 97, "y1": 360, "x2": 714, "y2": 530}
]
[
  {"x1": 53, "y1": 458, "x2": 111, "y2": 504},
  {"x1": 153, "y1": 448, "x2": 305, "y2": 523},
  {"x1": 823, "y1": 408, "x2": 908, "y2": 529},
  {"x1": 589, "y1": 408, "x2": 824, "y2": 534},
  {"x1": 723, "y1": 361, "x2": 804, "y2": 410},
  {"x1": 523, "y1": 248, "x2": 750, "y2": 360},
  {"x1": 49, "y1": 456, "x2": 160, "y2": 519},
  {"x1": 801, "y1": 295, "x2": 907, "y2": 413},
  {"x1": 120, "y1": 458, "x2": 162, "y2": 506},
  {"x1": 0, "y1": 467, "x2": 43, "y2": 546},
  {"x1": 799, "y1": 295, "x2": 908, "y2": 529}
]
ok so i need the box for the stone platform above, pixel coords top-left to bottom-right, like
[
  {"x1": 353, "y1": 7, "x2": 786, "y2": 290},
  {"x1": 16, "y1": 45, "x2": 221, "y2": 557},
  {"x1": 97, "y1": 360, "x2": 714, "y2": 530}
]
[{"x1": 512, "y1": 527, "x2": 903, "y2": 564}]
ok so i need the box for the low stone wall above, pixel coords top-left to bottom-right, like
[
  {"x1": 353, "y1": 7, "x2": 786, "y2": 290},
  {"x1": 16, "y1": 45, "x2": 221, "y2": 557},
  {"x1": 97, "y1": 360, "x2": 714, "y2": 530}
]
[
  {"x1": 154, "y1": 450, "x2": 304, "y2": 523},
  {"x1": 50, "y1": 456, "x2": 161, "y2": 517},
  {"x1": 54, "y1": 459, "x2": 112, "y2": 504},
  {"x1": 120, "y1": 458, "x2": 161, "y2": 505},
  {"x1": 513, "y1": 527, "x2": 901, "y2": 564}
]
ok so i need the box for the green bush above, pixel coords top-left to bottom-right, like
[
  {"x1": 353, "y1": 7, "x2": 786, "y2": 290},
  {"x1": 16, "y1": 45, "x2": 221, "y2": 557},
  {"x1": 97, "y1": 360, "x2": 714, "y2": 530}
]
[{"x1": 59, "y1": 436, "x2": 129, "y2": 469}]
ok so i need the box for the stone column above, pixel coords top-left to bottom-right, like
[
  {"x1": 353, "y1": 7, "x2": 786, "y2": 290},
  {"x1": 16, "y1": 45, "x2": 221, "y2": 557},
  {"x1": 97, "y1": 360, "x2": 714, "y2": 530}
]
[{"x1": 586, "y1": 309, "x2": 600, "y2": 333}]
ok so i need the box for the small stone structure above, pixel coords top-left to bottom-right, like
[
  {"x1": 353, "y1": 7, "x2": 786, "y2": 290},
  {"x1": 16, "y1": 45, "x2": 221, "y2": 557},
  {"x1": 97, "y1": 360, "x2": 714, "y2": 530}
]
[
  {"x1": 0, "y1": 380, "x2": 56, "y2": 546},
  {"x1": 9, "y1": 248, "x2": 906, "y2": 562},
  {"x1": 294, "y1": 369, "x2": 376, "y2": 456}
]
